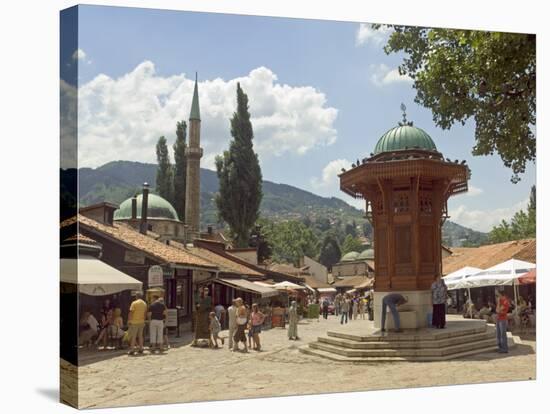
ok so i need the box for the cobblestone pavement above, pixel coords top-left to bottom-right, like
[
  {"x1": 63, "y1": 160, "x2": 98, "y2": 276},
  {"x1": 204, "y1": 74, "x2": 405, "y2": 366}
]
[{"x1": 74, "y1": 315, "x2": 536, "y2": 409}]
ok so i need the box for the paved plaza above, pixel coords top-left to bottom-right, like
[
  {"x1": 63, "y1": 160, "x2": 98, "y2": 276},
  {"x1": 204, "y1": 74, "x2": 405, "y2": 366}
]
[{"x1": 67, "y1": 315, "x2": 536, "y2": 409}]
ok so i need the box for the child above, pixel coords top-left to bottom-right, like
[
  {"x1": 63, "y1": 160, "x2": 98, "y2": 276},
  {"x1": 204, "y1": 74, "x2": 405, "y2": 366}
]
[{"x1": 208, "y1": 312, "x2": 224, "y2": 348}]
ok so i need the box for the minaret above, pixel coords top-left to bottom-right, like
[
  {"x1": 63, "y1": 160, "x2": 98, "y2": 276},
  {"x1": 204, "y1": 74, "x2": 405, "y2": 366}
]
[{"x1": 184, "y1": 73, "x2": 203, "y2": 240}]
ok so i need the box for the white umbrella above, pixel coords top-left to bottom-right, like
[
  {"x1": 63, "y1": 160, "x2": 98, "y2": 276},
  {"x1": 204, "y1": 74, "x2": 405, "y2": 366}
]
[
  {"x1": 463, "y1": 259, "x2": 535, "y2": 304},
  {"x1": 443, "y1": 266, "x2": 482, "y2": 290},
  {"x1": 272, "y1": 281, "x2": 306, "y2": 290}
]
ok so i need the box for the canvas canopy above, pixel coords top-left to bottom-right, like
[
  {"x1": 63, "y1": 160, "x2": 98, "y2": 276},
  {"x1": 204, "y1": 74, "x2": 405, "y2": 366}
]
[
  {"x1": 518, "y1": 268, "x2": 536, "y2": 285},
  {"x1": 443, "y1": 266, "x2": 482, "y2": 290},
  {"x1": 272, "y1": 281, "x2": 306, "y2": 290},
  {"x1": 60, "y1": 255, "x2": 143, "y2": 296},
  {"x1": 460, "y1": 259, "x2": 535, "y2": 289},
  {"x1": 317, "y1": 287, "x2": 337, "y2": 293},
  {"x1": 217, "y1": 278, "x2": 279, "y2": 298}
]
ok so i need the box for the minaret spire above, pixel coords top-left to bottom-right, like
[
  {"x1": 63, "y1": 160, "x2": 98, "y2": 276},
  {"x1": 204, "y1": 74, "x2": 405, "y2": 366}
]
[
  {"x1": 189, "y1": 72, "x2": 201, "y2": 121},
  {"x1": 185, "y1": 71, "x2": 203, "y2": 240}
]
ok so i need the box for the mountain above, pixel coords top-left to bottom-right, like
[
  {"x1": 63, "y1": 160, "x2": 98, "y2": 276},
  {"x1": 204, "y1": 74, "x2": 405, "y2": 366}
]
[{"x1": 75, "y1": 160, "x2": 486, "y2": 246}]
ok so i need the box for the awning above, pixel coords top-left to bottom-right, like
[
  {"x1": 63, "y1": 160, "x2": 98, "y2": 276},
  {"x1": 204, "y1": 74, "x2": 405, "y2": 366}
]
[
  {"x1": 303, "y1": 283, "x2": 316, "y2": 292},
  {"x1": 60, "y1": 256, "x2": 143, "y2": 296},
  {"x1": 460, "y1": 259, "x2": 535, "y2": 288},
  {"x1": 272, "y1": 281, "x2": 306, "y2": 290},
  {"x1": 443, "y1": 266, "x2": 482, "y2": 290},
  {"x1": 317, "y1": 287, "x2": 337, "y2": 293},
  {"x1": 217, "y1": 278, "x2": 279, "y2": 298},
  {"x1": 518, "y1": 268, "x2": 536, "y2": 285}
]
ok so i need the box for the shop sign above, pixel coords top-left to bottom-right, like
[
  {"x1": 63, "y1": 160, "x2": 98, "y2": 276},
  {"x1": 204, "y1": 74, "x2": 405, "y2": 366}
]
[
  {"x1": 148, "y1": 265, "x2": 164, "y2": 287},
  {"x1": 124, "y1": 250, "x2": 145, "y2": 264},
  {"x1": 166, "y1": 308, "x2": 178, "y2": 327}
]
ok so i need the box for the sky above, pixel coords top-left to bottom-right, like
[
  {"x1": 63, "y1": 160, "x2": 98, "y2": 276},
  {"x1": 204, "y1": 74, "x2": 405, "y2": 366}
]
[{"x1": 62, "y1": 5, "x2": 536, "y2": 233}]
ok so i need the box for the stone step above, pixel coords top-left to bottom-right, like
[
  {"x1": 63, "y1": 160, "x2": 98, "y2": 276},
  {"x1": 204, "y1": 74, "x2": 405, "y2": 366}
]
[
  {"x1": 326, "y1": 324, "x2": 488, "y2": 342},
  {"x1": 299, "y1": 344, "x2": 503, "y2": 363},
  {"x1": 318, "y1": 331, "x2": 496, "y2": 350},
  {"x1": 309, "y1": 337, "x2": 499, "y2": 358}
]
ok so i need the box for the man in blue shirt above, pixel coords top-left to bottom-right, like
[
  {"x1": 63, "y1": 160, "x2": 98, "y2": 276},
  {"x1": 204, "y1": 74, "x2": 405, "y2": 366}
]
[{"x1": 380, "y1": 293, "x2": 408, "y2": 333}]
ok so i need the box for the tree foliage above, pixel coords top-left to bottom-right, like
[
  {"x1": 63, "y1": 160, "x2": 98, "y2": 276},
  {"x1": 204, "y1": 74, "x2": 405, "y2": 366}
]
[
  {"x1": 249, "y1": 221, "x2": 273, "y2": 264},
  {"x1": 318, "y1": 234, "x2": 341, "y2": 270},
  {"x1": 488, "y1": 185, "x2": 536, "y2": 243},
  {"x1": 377, "y1": 26, "x2": 536, "y2": 182},
  {"x1": 263, "y1": 220, "x2": 319, "y2": 266},
  {"x1": 341, "y1": 234, "x2": 364, "y2": 255},
  {"x1": 172, "y1": 121, "x2": 187, "y2": 221},
  {"x1": 155, "y1": 136, "x2": 173, "y2": 203},
  {"x1": 215, "y1": 83, "x2": 263, "y2": 247}
]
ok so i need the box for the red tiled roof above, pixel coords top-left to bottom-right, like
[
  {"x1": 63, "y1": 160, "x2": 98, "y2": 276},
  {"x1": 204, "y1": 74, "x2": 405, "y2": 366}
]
[
  {"x1": 442, "y1": 239, "x2": 536, "y2": 275},
  {"x1": 332, "y1": 276, "x2": 372, "y2": 288},
  {"x1": 63, "y1": 233, "x2": 99, "y2": 245},
  {"x1": 75, "y1": 215, "x2": 217, "y2": 269}
]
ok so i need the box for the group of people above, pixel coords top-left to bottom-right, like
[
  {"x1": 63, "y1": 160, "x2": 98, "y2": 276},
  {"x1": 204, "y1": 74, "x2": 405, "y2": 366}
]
[
  {"x1": 78, "y1": 293, "x2": 170, "y2": 356},
  {"x1": 331, "y1": 292, "x2": 372, "y2": 324},
  {"x1": 225, "y1": 298, "x2": 266, "y2": 351}
]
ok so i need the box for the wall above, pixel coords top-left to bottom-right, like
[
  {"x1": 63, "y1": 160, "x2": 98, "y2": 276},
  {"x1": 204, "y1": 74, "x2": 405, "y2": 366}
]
[
  {"x1": 332, "y1": 261, "x2": 369, "y2": 278},
  {"x1": 304, "y1": 256, "x2": 328, "y2": 283}
]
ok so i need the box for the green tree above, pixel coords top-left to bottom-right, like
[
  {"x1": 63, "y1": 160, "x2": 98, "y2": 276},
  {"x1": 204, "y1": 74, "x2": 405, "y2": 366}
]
[
  {"x1": 172, "y1": 121, "x2": 187, "y2": 221},
  {"x1": 318, "y1": 234, "x2": 341, "y2": 270},
  {"x1": 376, "y1": 26, "x2": 535, "y2": 182},
  {"x1": 265, "y1": 221, "x2": 318, "y2": 266},
  {"x1": 249, "y1": 221, "x2": 273, "y2": 264},
  {"x1": 488, "y1": 185, "x2": 536, "y2": 243},
  {"x1": 155, "y1": 136, "x2": 173, "y2": 203},
  {"x1": 215, "y1": 83, "x2": 263, "y2": 247},
  {"x1": 341, "y1": 234, "x2": 363, "y2": 255},
  {"x1": 345, "y1": 221, "x2": 357, "y2": 238}
]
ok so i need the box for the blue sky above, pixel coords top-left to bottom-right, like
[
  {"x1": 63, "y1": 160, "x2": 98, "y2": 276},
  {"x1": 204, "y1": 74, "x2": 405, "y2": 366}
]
[{"x1": 68, "y1": 5, "x2": 536, "y2": 232}]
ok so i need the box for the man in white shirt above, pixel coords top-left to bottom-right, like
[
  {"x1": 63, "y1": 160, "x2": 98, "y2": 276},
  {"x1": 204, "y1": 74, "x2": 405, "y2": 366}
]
[
  {"x1": 227, "y1": 299, "x2": 237, "y2": 350},
  {"x1": 79, "y1": 311, "x2": 99, "y2": 346}
]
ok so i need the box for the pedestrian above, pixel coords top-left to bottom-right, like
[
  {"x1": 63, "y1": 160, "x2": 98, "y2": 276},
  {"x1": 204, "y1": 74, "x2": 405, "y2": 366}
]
[
  {"x1": 322, "y1": 297, "x2": 330, "y2": 320},
  {"x1": 227, "y1": 299, "x2": 237, "y2": 350},
  {"x1": 288, "y1": 301, "x2": 299, "y2": 340},
  {"x1": 358, "y1": 297, "x2": 365, "y2": 320},
  {"x1": 380, "y1": 293, "x2": 408, "y2": 333},
  {"x1": 250, "y1": 303, "x2": 265, "y2": 351},
  {"x1": 95, "y1": 298, "x2": 114, "y2": 349},
  {"x1": 148, "y1": 294, "x2": 166, "y2": 353},
  {"x1": 214, "y1": 303, "x2": 226, "y2": 328},
  {"x1": 431, "y1": 274, "x2": 448, "y2": 329},
  {"x1": 127, "y1": 291, "x2": 147, "y2": 355},
  {"x1": 334, "y1": 293, "x2": 341, "y2": 316},
  {"x1": 233, "y1": 298, "x2": 248, "y2": 352},
  {"x1": 340, "y1": 296, "x2": 350, "y2": 324},
  {"x1": 158, "y1": 298, "x2": 170, "y2": 350},
  {"x1": 495, "y1": 287, "x2": 510, "y2": 353},
  {"x1": 352, "y1": 298, "x2": 358, "y2": 320},
  {"x1": 78, "y1": 311, "x2": 99, "y2": 346},
  {"x1": 208, "y1": 312, "x2": 224, "y2": 348},
  {"x1": 245, "y1": 304, "x2": 253, "y2": 350}
]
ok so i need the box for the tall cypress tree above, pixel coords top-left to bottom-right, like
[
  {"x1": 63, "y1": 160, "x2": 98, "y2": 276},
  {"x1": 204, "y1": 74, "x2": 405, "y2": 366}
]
[
  {"x1": 173, "y1": 121, "x2": 187, "y2": 221},
  {"x1": 155, "y1": 136, "x2": 173, "y2": 203},
  {"x1": 215, "y1": 83, "x2": 263, "y2": 247}
]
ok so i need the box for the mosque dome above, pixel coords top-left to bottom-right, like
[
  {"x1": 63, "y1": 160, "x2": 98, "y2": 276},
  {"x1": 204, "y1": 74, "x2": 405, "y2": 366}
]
[
  {"x1": 114, "y1": 193, "x2": 180, "y2": 221},
  {"x1": 357, "y1": 249, "x2": 374, "y2": 260},
  {"x1": 341, "y1": 251, "x2": 360, "y2": 262},
  {"x1": 373, "y1": 124, "x2": 437, "y2": 155}
]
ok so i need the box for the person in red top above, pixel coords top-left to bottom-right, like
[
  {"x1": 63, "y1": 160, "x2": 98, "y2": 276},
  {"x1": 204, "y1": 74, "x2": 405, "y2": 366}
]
[{"x1": 495, "y1": 287, "x2": 510, "y2": 353}]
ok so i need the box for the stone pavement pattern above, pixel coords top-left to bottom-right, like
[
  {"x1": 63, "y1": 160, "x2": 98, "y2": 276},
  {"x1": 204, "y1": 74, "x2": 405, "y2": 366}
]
[{"x1": 73, "y1": 315, "x2": 536, "y2": 409}]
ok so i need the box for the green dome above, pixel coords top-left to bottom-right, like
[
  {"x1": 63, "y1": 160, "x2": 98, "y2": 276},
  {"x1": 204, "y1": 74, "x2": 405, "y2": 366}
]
[
  {"x1": 374, "y1": 125, "x2": 437, "y2": 155},
  {"x1": 114, "y1": 193, "x2": 180, "y2": 221},
  {"x1": 357, "y1": 249, "x2": 374, "y2": 260},
  {"x1": 341, "y1": 251, "x2": 360, "y2": 262}
]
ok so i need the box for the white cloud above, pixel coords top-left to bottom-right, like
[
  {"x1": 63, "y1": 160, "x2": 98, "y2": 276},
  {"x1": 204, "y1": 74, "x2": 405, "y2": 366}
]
[
  {"x1": 72, "y1": 48, "x2": 86, "y2": 61},
  {"x1": 311, "y1": 159, "x2": 352, "y2": 189},
  {"x1": 355, "y1": 24, "x2": 391, "y2": 46},
  {"x1": 60, "y1": 79, "x2": 77, "y2": 169},
  {"x1": 466, "y1": 185, "x2": 483, "y2": 197},
  {"x1": 310, "y1": 158, "x2": 365, "y2": 211},
  {"x1": 77, "y1": 62, "x2": 338, "y2": 168},
  {"x1": 369, "y1": 63, "x2": 412, "y2": 87},
  {"x1": 449, "y1": 198, "x2": 529, "y2": 232}
]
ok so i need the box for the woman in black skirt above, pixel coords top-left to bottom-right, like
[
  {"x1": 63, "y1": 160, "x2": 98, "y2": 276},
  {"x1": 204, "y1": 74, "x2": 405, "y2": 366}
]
[{"x1": 431, "y1": 275, "x2": 448, "y2": 329}]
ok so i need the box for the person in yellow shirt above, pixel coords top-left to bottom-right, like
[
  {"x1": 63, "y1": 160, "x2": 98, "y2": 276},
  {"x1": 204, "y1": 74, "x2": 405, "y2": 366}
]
[{"x1": 127, "y1": 292, "x2": 147, "y2": 355}]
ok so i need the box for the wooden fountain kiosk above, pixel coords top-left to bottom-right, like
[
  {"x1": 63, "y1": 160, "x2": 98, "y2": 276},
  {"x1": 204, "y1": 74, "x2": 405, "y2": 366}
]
[{"x1": 339, "y1": 108, "x2": 469, "y2": 329}]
